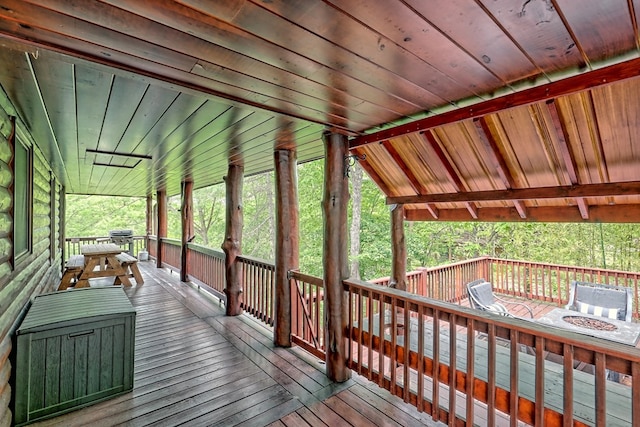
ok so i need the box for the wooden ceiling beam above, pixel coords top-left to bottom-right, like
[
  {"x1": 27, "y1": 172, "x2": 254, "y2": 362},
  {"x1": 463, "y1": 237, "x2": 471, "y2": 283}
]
[
  {"x1": 381, "y1": 140, "x2": 427, "y2": 194},
  {"x1": 379, "y1": 140, "x2": 439, "y2": 219},
  {"x1": 351, "y1": 56, "x2": 640, "y2": 148},
  {"x1": 387, "y1": 181, "x2": 640, "y2": 204},
  {"x1": 405, "y1": 204, "x2": 640, "y2": 223},
  {"x1": 545, "y1": 99, "x2": 589, "y2": 219},
  {"x1": 421, "y1": 131, "x2": 479, "y2": 219},
  {"x1": 473, "y1": 118, "x2": 527, "y2": 219}
]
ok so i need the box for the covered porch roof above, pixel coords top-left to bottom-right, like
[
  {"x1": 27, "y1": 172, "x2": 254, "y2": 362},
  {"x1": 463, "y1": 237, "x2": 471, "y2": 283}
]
[{"x1": 0, "y1": 1, "x2": 640, "y2": 222}]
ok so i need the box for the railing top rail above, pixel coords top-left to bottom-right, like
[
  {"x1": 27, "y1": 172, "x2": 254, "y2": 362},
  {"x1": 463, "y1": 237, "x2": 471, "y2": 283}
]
[
  {"x1": 289, "y1": 270, "x2": 324, "y2": 287},
  {"x1": 187, "y1": 243, "x2": 225, "y2": 259},
  {"x1": 488, "y1": 256, "x2": 640, "y2": 278},
  {"x1": 343, "y1": 277, "x2": 640, "y2": 362},
  {"x1": 158, "y1": 237, "x2": 181, "y2": 246},
  {"x1": 236, "y1": 254, "x2": 275, "y2": 269},
  {"x1": 419, "y1": 256, "x2": 490, "y2": 272}
]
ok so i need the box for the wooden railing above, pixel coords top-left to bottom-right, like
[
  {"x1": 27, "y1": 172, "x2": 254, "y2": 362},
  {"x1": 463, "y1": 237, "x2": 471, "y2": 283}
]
[
  {"x1": 148, "y1": 235, "x2": 157, "y2": 259},
  {"x1": 290, "y1": 270, "x2": 325, "y2": 358},
  {"x1": 65, "y1": 235, "x2": 148, "y2": 257},
  {"x1": 344, "y1": 278, "x2": 640, "y2": 426},
  {"x1": 186, "y1": 243, "x2": 225, "y2": 296},
  {"x1": 158, "y1": 238, "x2": 181, "y2": 270},
  {"x1": 489, "y1": 258, "x2": 640, "y2": 318},
  {"x1": 370, "y1": 257, "x2": 491, "y2": 303},
  {"x1": 237, "y1": 254, "x2": 275, "y2": 326}
]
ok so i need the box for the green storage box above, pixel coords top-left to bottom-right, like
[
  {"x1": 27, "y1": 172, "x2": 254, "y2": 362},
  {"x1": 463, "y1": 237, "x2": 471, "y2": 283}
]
[{"x1": 14, "y1": 286, "x2": 136, "y2": 426}]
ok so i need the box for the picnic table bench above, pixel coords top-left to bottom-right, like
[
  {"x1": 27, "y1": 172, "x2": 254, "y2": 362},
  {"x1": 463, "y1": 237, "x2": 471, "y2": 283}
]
[
  {"x1": 59, "y1": 255, "x2": 85, "y2": 290},
  {"x1": 115, "y1": 252, "x2": 144, "y2": 285}
]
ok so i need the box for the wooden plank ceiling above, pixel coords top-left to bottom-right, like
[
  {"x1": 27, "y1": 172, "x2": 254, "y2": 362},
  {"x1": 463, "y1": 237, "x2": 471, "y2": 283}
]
[{"x1": 0, "y1": 1, "x2": 639, "y2": 222}]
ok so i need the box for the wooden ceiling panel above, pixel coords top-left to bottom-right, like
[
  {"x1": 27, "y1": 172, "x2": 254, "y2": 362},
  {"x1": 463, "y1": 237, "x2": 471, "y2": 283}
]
[
  {"x1": 478, "y1": 0, "x2": 582, "y2": 74},
  {"x1": 177, "y1": 0, "x2": 448, "y2": 109},
  {"x1": 357, "y1": 144, "x2": 416, "y2": 198},
  {"x1": 491, "y1": 107, "x2": 562, "y2": 188},
  {"x1": 0, "y1": 0, "x2": 638, "y2": 221},
  {"x1": 433, "y1": 123, "x2": 499, "y2": 192},
  {"x1": 404, "y1": 0, "x2": 539, "y2": 84},
  {"x1": 591, "y1": 80, "x2": 640, "y2": 183},
  {"x1": 324, "y1": 0, "x2": 503, "y2": 96},
  {"x1": 11, "y1": 0, "x2": 199, "y2": 72},
  {"x1": 555, "y1": 0, "x2": 637, "y2": 63}
]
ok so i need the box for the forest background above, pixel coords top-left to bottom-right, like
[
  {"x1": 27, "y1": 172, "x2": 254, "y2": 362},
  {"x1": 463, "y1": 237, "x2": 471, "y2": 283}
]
[{"x1": 66, "y1": 159, "x2": 640, "y2": 281}]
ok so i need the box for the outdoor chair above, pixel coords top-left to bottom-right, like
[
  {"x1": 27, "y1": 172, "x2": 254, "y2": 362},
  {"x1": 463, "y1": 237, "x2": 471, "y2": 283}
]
[
  {"x1": 565, "y1": 280, "x2": 633, "y2": 322},
  {"x1": 467, "y1": 279, "x2": 534, "y2": 318}
]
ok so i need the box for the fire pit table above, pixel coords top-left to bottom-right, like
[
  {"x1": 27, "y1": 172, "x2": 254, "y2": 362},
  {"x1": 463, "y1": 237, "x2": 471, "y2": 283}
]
[{"x1": 537, "y1": 308, "x2": 640, "y2": 346}]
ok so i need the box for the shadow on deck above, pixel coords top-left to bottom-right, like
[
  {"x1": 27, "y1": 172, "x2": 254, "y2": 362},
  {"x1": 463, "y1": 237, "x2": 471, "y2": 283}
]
[{"x1": 33, "y1": 262, "x2": 444, "y2": 427}]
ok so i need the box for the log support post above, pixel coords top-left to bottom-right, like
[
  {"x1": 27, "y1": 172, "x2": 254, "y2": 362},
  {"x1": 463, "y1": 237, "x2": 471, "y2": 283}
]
[
  {"x1": 146, "y1": 194, "x2": 153, "y2": 236},
  {"x1": 156, "y1": 189, "x2": 167, "y2": 269},
  {"x1": 274, "y1": 124, "x2": 300, "y2": 347},
  {"x1": 323, "y1": 131, "x2": 351, "y2": 382},
  {"x1": 390, "y1": 203, "x2": 407, "y2": 335},
  {"x1": 222, "y1": 164, "x2": 244, "y2": 316},
  {"x1": 390, "y1": 204, "x2": 407, "y2": 291},
  {"x1": 180, "y1": 180, "x2": 194, "y2": 282}
]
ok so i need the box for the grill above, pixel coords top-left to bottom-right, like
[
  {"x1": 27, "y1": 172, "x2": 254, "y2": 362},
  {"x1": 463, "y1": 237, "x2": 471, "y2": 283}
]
[{"x1": 109, "y1": 229, "x2": 134, "y2": 253}]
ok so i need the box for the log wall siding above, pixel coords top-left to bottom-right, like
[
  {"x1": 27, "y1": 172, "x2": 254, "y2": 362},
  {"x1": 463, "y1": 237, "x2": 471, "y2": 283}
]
[{"x1": 0, "y1": 91, "x2": 61, "y2": 427}]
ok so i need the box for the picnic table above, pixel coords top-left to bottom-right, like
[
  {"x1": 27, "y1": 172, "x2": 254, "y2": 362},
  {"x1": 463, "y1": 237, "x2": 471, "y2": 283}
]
[{"x1": 75, "y1": 243, "x2": 132, "y2": 288}]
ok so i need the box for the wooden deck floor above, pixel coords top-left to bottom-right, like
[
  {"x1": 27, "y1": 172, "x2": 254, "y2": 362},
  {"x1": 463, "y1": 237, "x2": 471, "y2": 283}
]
[{"x1": 33, "y1": 262, "x2": 444, "y2": 427}]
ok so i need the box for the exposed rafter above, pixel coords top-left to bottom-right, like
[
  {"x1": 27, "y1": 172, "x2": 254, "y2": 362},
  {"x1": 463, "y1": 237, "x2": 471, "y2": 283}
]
[
  {"x1": 545, "y1": 99, "x2": 589, "y2": 219},
  {"x1": 473, "y1": 118, "x2": 527, "y2": 219},
  {"x1": 405, "y1": 204, "x2": 640, "y2": 223},
  {"x1": 421, "y1": 131, "x2": 478, "y2": 219},
  {"x1": 350, "y1": 148, "x2": 391, "y2": 195},
  {"x1": 351, "y1": 57, "x2": 640, "y2": 148},
  {"x1": 387, "y1": 181, "x2": 640, "y2": 205}
]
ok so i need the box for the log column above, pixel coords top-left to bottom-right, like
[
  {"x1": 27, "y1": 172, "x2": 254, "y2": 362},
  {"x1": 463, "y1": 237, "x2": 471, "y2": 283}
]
[
  {"x1": 156, "y1": 189, "x2": 167, "y2": 269},
  {"x1": 390, "y1": 203, "x2": 407, "y2": 335},
  {"x1": 274, "y1": 124, "x2": 300, "y2": 347},
  {"x1": 222, "y1": 164, "x2": 244, "y2": 316},
  {"x1": 390, "y1": 204, "x2": 407, "y2": 291},
  {"x1": 180, "y1": 180, "x2": 194, "y2": 282},
  {"x1": 146, "y1": 194, "x2": 153, "y2": 236},
  {"x1": 323, "y1": 131, "x2": 351, "y2": 382}
]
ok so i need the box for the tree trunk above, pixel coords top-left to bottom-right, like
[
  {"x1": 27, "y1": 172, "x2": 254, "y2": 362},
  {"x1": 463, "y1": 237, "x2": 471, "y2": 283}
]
[
  {"x1": 322, "y1": 131, "x2": 351, "y2": 383},
  {"x1": 349, "y1": 164, "x2": 363, "y2": 279},
  {"x1": 222, "y1": 164, "x2": 244, "y2": 316},
  {"x1": 180, "y1": 180, "x2": 193, "y2": 283},
  {"x1": 274, "y1": 144, "x2": 299, "y2": 347}
]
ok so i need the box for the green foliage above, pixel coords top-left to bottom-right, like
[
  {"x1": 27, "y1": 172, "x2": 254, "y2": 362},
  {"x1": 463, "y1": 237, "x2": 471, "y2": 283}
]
[
  {"x1": 65, "y1": 195, "x2": 147, "y2": 237},
  {"x1": 66, "y1": 160, "x2": 640, "y2": 280}
]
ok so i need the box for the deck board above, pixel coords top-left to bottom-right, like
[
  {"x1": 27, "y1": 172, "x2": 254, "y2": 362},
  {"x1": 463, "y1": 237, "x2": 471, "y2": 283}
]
[{"x1": 33, "y1": 262, "x2": 443, "y2": 427}]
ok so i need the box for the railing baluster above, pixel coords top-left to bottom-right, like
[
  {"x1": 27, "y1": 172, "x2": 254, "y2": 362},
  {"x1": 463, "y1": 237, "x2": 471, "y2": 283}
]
[
  {"x1": 466, "y1": 318, "x2": 475, "y2": 426},
  {"x1": 368, "y1": 293, "x2": 374, "y2": 381},
  {"x1": 448, "y1": 313, "x2": 457, "y2": 427},
  {"x1": 404, "y1": 301, "x2": 410, "y2": 403},
  {"x1": 633, "y1": 362, "x2": 640, "y2": 427},
  {"x1": 510, "y1": 330, "x2": 519, "y2": 427},
  {"x1": 378, "y1": 292, "x2": 385, "y2": 388},
  {"x1": 562, "y1": 343, "x2": 574, "y2": 427},
  {"x1": 595, "y1": 353, "x2": 606, "y2": 426},
  {"x1": 416, "y1": 304, "x2": 425, "y2": 412},
  {"x1": 391, "y1": 296, "x2": 398, "y2": 396},
  {"x1": 432, "y1": 310, "x2": 440, "y2": 421},
  {"x1": 535, "y1": 336, "x2": 545, "y2": 427},
  {"x1": 487, "y1": 323, "x2": 496, "y2": 427}
]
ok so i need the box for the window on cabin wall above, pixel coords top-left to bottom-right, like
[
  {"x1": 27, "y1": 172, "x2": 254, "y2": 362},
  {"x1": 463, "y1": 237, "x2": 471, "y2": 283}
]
[{"x1": 13, "y1": 137, "x2": 32, "y2": 264}]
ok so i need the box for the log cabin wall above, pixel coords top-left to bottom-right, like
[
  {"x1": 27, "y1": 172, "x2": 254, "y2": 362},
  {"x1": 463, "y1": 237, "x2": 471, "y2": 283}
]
[{"x1": 0, "y1": 89, "x2": 62, "y2": 427}]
